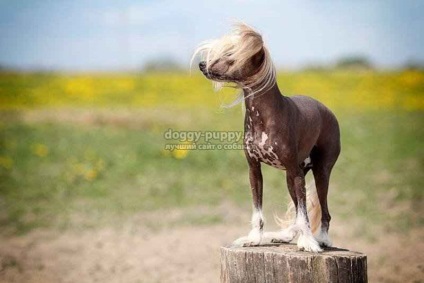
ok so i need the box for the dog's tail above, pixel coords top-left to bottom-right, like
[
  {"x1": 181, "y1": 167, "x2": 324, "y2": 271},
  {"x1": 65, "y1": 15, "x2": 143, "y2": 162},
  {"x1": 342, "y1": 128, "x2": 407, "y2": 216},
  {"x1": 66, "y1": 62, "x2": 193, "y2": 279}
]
[{"x1": 274, "y1": 181, "x2": 321, "y2": 234}]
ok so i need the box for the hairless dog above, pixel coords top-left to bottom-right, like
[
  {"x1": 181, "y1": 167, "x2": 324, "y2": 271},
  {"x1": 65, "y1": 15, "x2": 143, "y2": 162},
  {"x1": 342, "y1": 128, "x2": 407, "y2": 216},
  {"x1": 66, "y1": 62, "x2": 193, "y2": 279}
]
[{"x1": 193, "y1": 23, "x2": 340, "y2": 252}]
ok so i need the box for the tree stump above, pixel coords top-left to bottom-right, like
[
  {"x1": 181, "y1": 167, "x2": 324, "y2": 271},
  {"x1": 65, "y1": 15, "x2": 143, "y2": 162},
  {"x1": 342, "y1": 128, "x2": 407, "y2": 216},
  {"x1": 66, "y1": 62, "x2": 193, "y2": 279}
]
[{"x1": 221, "y1": 244, "x2": 367, "y2": 283}]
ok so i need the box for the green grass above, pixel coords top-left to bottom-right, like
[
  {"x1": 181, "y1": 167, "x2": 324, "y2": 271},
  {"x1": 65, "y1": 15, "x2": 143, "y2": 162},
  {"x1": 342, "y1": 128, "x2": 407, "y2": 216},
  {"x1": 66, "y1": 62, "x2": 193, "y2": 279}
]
[
  {"x1": 0, "y1": 71, "x2": 423, "y2": 235},
  {"x1": 0, "y1": 108, "x2": 422, "y2": 234},
  {"x1": 0, "y1": 109, "x2": 246, "y2": 232},
  {"x1": 333, "y1": 112, "x2": 423, "y2": 231}
]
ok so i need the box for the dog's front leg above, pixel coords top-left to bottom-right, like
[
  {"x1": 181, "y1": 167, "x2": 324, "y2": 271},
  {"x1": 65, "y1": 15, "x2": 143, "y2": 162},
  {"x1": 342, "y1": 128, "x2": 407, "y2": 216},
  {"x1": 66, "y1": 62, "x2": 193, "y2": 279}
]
[
  {"x1": 247, "y1": 160, "x2": 264, "y2": 245},
  {"x1": 287, "y1": 167, "x2": 323, "y2": 253},
  {"x1": 233, "y1": 160, "x2": 264, "y2": 247}
]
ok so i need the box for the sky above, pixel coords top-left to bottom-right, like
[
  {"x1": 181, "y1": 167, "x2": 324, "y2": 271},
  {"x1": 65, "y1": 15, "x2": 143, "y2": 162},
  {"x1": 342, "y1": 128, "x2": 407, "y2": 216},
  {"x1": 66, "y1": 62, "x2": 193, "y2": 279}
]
[{"x1": 0, "y1": 0, "x2": 423, "y2": 71}]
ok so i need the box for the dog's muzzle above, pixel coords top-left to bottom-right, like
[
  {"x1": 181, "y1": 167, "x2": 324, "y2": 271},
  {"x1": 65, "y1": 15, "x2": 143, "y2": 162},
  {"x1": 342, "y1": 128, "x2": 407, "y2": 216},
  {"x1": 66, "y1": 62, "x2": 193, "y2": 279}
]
[
  {"x1": 199, "y1": 61, "x2": 206, "y2": 72},
  {"x1": 198, "y1": 60, "x2": 233, "y2": 81}
]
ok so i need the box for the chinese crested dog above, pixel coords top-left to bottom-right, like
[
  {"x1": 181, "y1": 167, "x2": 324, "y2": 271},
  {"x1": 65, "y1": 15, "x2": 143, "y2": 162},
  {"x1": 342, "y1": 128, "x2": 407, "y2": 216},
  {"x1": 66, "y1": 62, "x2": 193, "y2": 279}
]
[{"x1": 192, "y1": 23, "x2": 340, "y2": 252}]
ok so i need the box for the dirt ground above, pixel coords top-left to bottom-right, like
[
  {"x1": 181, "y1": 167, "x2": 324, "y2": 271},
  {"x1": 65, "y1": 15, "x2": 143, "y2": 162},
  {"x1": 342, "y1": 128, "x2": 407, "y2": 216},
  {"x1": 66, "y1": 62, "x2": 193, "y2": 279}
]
[{"x1": 0, "y1": 211, "x2": 423, "y2": 283}]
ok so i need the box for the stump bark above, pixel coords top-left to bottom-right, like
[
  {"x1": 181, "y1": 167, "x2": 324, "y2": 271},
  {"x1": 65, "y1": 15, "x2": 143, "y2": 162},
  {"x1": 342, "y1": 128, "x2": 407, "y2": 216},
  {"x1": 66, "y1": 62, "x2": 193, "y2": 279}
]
[{"x1": 220, "y1": 244, "x2": 367, "y2": 283}]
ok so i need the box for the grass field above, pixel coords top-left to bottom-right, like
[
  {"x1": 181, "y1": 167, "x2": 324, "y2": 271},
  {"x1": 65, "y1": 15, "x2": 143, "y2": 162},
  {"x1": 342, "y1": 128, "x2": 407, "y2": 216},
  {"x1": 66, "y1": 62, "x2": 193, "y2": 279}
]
[{"x1": 0, "y1": 70, "x2": 423, "y2": 282}]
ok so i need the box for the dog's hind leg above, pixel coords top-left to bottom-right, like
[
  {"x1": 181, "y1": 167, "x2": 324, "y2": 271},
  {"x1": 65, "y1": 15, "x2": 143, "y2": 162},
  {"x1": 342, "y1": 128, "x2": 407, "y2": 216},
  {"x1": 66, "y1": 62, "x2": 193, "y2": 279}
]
[
  {"x1": 287, "y1": 166, "x2": 322, "y2": 252},
  {"x1": 311, "y1": 148, "x2": 339, "y2": 247},
  {"x1": 233, "y1": 160, "x2": 264, "y2": 247}
]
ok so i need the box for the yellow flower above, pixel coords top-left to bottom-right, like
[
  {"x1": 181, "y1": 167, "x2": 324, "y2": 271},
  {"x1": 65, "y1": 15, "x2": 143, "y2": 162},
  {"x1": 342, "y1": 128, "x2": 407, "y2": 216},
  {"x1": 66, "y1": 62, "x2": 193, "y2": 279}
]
[
  {"x1": 64, "y1": 77, "x2": 95, "y2": 100},
  {"x1": 115, "y1": 79, "x2": 135, "y2": 91},
  {"x1": 172, "y1": 142, "x2": 194, "y2": 159},
  {"x1": 84, "y1": 169, "x2": 98, "y2": 181},
  {"x1": 173, "y1": 148, "x2": 189, "y2": 159},
  {"x1": 32, "y1": 144, "x2": 49, "y2": 157}
]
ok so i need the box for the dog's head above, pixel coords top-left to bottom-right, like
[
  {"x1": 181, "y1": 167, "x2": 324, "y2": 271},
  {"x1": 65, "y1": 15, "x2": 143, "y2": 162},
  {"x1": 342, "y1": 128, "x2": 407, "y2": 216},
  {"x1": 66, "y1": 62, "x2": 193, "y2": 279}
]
[{"x1": 192, "y1": 23, "x2": 275, "y2": 93}]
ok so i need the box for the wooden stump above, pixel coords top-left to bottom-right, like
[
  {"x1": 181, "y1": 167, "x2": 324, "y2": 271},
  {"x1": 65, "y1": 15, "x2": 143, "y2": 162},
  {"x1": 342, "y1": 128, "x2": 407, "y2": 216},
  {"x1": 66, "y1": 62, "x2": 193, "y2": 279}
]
[{"x1": 221, "y1": 244, "x2": 367, "y2": 283}]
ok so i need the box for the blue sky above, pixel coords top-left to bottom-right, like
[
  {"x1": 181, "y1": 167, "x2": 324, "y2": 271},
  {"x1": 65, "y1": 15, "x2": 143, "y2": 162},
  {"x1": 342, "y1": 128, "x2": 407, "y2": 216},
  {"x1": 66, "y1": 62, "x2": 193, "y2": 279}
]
[{"x1": 0, "y1": 0, "x2": 423, "y2": 71}]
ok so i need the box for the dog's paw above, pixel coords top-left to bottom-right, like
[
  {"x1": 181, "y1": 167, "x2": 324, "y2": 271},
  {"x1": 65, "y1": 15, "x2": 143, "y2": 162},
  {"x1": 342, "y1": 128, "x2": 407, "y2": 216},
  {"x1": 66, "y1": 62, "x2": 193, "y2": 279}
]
[
  {"x1": 232, "y1": 228, "x2": 262, "y2": 247},
  {"x1": 232, "y1": 236, "x2": 260, "y2": 247},
  {"x1": 297, "y1": 234, "x2": 323, "y2": 253},
  {"x1": 247, "y1": 227, "x2": 262, "y2": 245},
  {"x1": 315, "y1": 230, "x2": 332, "y2": 247},
  {"x1": 263, "y1": 228, "x2": 297, "y2": 244}
]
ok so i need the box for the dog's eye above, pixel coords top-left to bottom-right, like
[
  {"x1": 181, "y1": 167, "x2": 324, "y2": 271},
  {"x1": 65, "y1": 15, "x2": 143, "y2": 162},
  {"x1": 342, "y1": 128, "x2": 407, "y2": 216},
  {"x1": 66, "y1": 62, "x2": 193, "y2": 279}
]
[{"x1": 224, "y1": 52, "x2": 233, "y2": 58}]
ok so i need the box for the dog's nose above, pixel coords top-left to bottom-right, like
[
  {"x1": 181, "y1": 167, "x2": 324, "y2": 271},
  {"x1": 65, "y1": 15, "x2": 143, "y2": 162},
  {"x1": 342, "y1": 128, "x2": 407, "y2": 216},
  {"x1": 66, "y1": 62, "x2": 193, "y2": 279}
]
[{"x1": 199, "y1": 61, "x2": 206, "y2": 71}]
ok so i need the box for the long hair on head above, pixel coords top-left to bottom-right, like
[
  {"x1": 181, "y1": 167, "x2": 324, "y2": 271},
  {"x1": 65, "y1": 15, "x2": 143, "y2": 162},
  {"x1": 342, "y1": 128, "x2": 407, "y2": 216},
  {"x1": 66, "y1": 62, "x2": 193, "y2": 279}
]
[{"x1": 191, "y1": 22, "x2": 276, "y2": 107}]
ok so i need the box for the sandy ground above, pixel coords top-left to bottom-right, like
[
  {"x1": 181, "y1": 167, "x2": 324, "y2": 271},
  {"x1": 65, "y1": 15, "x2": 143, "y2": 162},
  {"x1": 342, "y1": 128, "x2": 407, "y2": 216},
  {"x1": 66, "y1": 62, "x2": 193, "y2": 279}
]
[{"x1": 0, "y1": 213, "x2": 423, "y2": 283}]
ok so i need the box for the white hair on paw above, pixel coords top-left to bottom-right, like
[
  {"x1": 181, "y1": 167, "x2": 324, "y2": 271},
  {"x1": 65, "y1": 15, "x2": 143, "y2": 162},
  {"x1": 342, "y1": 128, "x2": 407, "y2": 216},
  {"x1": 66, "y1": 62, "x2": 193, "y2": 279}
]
[
  {"x1": 315, "y1": 229, "x2": 332, "y2": 247},
  {"x1": 263, "y1": 226, "x2": 297, "y2": 243},
  {"x1": 295, "y1": 205, "x2": 322, "y2": 253},
  {"x1": 232, "y1": 208, "x2": 264, "y2": 247},
  {"x1": 248, "y1": 208, "x2": 264, "y2": 245}
]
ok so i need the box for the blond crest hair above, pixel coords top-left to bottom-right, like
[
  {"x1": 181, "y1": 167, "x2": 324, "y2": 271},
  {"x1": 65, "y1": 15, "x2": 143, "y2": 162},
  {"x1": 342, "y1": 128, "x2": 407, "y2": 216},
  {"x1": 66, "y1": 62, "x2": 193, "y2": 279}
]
[{"x1": 192, "y1": 23, "x2": 276, "y2": 107}]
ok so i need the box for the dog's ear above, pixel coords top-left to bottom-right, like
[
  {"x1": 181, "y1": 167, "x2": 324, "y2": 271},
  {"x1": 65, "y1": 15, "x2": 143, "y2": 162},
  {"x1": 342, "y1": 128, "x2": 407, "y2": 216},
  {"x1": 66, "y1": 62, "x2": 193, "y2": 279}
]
[{"x1": 251, "y1": 47, "x2": 265, "y2": 67}]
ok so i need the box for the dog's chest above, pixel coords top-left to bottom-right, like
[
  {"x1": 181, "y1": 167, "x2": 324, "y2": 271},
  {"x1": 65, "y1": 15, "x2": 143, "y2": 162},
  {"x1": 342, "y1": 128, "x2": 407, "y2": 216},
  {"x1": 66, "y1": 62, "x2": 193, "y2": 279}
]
[{"x1": 244, "y1": 114, "x2": 285, "y2": 170}]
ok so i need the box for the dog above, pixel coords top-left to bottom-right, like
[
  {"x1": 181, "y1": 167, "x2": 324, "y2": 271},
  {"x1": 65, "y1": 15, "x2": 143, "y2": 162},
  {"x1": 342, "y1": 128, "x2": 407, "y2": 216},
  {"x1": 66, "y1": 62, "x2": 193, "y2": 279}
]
[{"x1": 192, "y1": 23, "x2": 340, "y2": 253}]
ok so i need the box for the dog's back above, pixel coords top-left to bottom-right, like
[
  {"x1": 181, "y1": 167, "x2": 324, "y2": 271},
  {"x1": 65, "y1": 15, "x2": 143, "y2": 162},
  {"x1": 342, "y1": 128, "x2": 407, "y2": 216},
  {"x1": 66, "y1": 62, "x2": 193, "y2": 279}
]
[{"x1": 291, "y1": 95, "x2": 340, "y2": 145}]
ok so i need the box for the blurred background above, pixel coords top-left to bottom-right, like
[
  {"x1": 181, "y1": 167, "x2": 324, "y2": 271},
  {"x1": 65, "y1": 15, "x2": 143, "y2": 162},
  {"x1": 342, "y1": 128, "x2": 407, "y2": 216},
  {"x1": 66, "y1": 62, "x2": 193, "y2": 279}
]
[{"x1": 0, "y1": 1, "x2": 423, "y2": 282}]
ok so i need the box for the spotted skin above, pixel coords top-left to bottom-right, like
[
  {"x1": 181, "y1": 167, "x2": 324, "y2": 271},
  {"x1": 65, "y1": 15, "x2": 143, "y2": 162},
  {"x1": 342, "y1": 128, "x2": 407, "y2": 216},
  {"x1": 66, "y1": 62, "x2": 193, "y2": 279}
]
[
  {"x1": 197, "y1": 26, "x2": 340, "y2": 252},
  {"x1": 240, "y1": 85, "x2": 340, "y2": 252}
]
